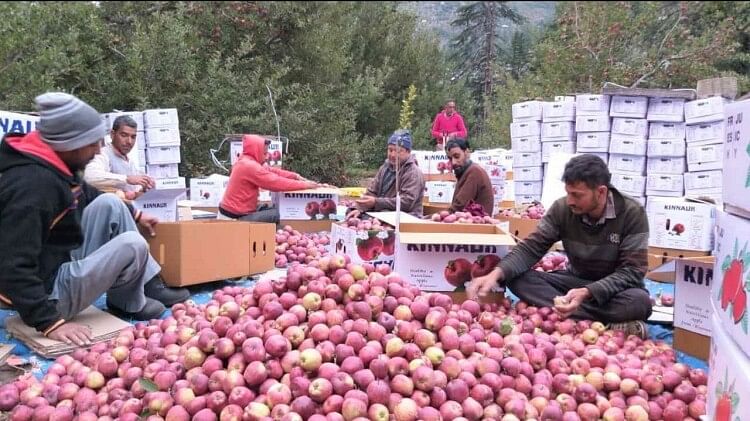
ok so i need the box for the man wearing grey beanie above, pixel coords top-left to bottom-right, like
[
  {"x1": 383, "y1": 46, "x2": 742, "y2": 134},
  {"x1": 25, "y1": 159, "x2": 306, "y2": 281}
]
[{"x1": 0, "y1": 92, "x2": 188, "y2": 345}]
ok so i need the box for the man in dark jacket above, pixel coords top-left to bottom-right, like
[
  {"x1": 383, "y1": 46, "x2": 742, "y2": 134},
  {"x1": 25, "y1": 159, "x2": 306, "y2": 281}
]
[
  {"x1": 445, "y1": 139, "x2": 494, "y2": 214},
  {"x1": 348, "y1": 130, "x2": 425, "y2": 218},
  {"x1": 0, "y1": 93, "x2": 188, "y2": 346}
]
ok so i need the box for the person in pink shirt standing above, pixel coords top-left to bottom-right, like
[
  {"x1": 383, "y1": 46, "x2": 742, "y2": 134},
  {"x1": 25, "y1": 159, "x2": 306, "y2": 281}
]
[{"x1": 431, "y1": 100, "x2": 468, "y2": 150}]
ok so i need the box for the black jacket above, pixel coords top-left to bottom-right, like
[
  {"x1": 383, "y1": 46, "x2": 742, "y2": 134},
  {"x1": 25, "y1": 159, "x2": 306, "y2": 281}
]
[{"x1": 0, "y1": 131, "x2": 134, "y2": 332}]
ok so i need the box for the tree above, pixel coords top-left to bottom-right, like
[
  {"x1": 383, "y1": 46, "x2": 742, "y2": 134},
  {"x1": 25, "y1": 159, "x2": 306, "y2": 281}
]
[{"x1": 506, "y1": 30, "x2": 532, "y2": 80}]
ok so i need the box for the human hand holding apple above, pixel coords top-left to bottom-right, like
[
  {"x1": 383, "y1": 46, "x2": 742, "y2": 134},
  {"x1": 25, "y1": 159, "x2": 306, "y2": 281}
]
[{"x1": 466, "y1": 267, "x2": 504, "y2": 300}]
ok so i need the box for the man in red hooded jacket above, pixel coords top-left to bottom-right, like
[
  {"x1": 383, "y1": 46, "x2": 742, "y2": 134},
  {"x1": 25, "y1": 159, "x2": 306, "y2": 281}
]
[{"x1": 219, "y1": 135, "x2": 323, "y2": 223}]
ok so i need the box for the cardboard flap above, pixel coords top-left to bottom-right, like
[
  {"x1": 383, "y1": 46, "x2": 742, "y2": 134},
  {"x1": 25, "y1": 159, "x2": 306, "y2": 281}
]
[
  {"x1": 285, "y1": 187, "x2": 342, "y2": 195},
  {"x1": 366, "y1": 211, "x2": 427, "y2": 226},
  {"x1": 397, "y1": 222, "x2": 515, "y2": 246}
]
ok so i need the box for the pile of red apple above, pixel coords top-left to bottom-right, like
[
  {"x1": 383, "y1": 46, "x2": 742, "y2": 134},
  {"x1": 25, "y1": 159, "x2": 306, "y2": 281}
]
[
  {"x1": 436, "y1": 161, "x2": 453, "y2": 174},
  {"x1": 499, "y1": 202, "x2": 546, "y2": 220},
  {"x1": 342, "y1": 217, "x2": 390, "y2": 232},
  {"x1": 429, "y1": 211, "x2": 501, "y2": 225},
  {"x1": 533, "y1": 253, "x2": 569, "y2": 273},
  {"x1": 0, "y1": 253, "x2": 708, "y2": 421},
  {"x1": 275, "y1": 226, "x2": 330, "y2": 268}
]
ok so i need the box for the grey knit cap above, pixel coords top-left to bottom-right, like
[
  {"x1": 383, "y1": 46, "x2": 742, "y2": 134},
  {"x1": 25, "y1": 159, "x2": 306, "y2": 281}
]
[{"x1": 35, "y1": 92, "x2": 106, "y2": 152}]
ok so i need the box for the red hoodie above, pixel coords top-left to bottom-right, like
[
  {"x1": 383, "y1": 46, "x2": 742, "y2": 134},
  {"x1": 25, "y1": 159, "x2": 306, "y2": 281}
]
[
  {"x1": 431, "y1": 111, "x2": 467, "y2": 140},
  {"x1": 220, "y1": 135, "x2": 309, "y2": 215}
]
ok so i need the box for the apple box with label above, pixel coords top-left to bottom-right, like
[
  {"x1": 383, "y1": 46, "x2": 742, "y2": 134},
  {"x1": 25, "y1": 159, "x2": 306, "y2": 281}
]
[
  {"x1": 426, "y1": 181, "x2": 455, "y2": 204},
  {"x1": 273, "y1": 188, "x2": 340, "y2": 220},
  {"x1": 189, "y1": 174, "x2": 229, "y2": 208},
  {"x1": 723, "y1": 99, "x2": 750, "y2": 218},
  {"x1": 672, "y1": 257, "x2": 714, "y2": 359},
  {"x1": 395, "y1": 222, "x2": 515, "y2": 291},
  {"x1": 134, "y1": 188, "x2": 186, "y2": 222},
  {"x1": 646, "y1": 197, "x2": 716, "y2": 251},
  {"x1": 330, "y1": 219, "x2": 401, "y2": 269},
  {"x1": 712, "y1": 210, "x2": 750, "y2": 356},
  {"x1": 0, "y1": 111, "x2": 39, "y2": 139},
  {"x1": 707, "y1": 313, "x2": 750, "y2": 421}
]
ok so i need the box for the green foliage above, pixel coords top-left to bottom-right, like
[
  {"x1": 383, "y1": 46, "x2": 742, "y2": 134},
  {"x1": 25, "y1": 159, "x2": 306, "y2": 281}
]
[{"x1": 399, "y1": 85, "x2": 418, "y2": 130}]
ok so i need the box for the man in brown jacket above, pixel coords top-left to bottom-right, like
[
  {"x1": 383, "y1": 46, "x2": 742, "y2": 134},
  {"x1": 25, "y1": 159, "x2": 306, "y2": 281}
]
[
  {"x1": 446, "y1": 139, "x2": 494, "y2": 214},
  {"x1": 349, "y1": 130, "x2": 425, "y2": 218}
]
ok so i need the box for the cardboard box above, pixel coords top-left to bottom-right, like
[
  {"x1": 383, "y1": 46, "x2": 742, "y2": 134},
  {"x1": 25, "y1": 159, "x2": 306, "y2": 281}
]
[
  {"x1": 189, "y1": 174, "x2": 229, "y2": 208},
  {"x1": 575, "y1": 115, "x2": 611, "y2": 132},
  {"x1": 608, "y1": 154, "x2": 646, "y2": 175},
  {"x1": 542, "y1": 101, "x2": 576, "y2": 122},
  {"x1": 395, "y1": 222, "x2": 515, "y2": 291},
  {"x1": 646, "y1": 139, "x2": 685, "y2": 157},
  {"x1": 146, "y1": 220, "x2": 251, "y2": 286},
  {"x1": 230, "y1": 139, "x2": 283, "y2": 167},
  {"x1": 685, "y1": 188, "x2": 723, "y2": 205},
  {"x1": 542, "y1": 141, "x2": 576, "y2": 163},
  {"x1": 673, "y1": 257, "x2": 714, "y2": 338},
  {"x1": 647, "y1": 246, "x2": 712, "y2": 276},
  {"x1": 426, "y1": 181, "x2": 455, "y2": 204},
  {"x1": 575, "y1": 94, "x2": 610, "y2": 116},
  {"x1": 136, "y1": 149, "x2": 146, "y2": 168},
  {"x1": 133, "y1": 188, "x2": 186, "y2": 222},
  {"x1": 272, "y1": 188, "x2": 340, "y2": 221},
  {"x1": 510, "y1": 136, "x2": 542, "y2": 153},
  {"x1": 685, "y1": 170, "x2": 723, "y2": 191},
  {"x1": 711, "y1": 210, "x2": 750, "y2": 357},
  {"x1": 684, "y1": 96, "x2": 727, "y2": 124},
  {"x1": 646, "y1": 98, "x2": 685, "y2": 123},
  {"x1": 515, "y1": 194, "x2": 541, "y2": 204},
  {"x1": 707, "y1": 313, "x2": 750, "y2": 420},
  {"x1": 443, "y1": 291, "x2": 507, "y2": 306},
  {"x1": 646, "y1": 157, "x2": 686, "y2": 175},
  {"x1": 514, "y1": 166, "x2": 543, "y2": 182},
  {"x1": 146, "y1": 145, "x2": 181, "y2": 164},
  {"x1": 609, "y1": 96, "x2": 648, "y2": 118},
  {"x1": 686, "y1": 120, "x2": 725, "y2": 145},
  {"x1": 541, "y1": 121, "x2": 576, "y2": 140},
  {"x1": 648, "y1": 121, "x2": 686, "y2": 140},
  {"x1": 510, "y1": 121, "x2": 541, "y2": 138},
  {"x1": 610, "y1": 172, "x2": 646, "y2": 196},
  {"x1": 411, "y1": 150, "x2": 432, "y2": 175},
  {"x1": 611, "y1": 118, "x2": 649, "y2": 138},
  {"x1": 576, "y1": 132, "x2": 610, "y2": 152},
  {"x1": 425, "y1": 173, "x2": 457, "y2": 182},
  {"x1": 248, "y1": 222, "x2": 276, "y2": 274},
  {"x1": 280, "y1": 219, "x2": 333, "y2": 233},
  {"x1": 143, "y1": 108, "x2": 179, "y2": 128},
  {"x1": 586, "y1": 152, "x2": 609, "y2": 164},
  {"x1": 155, "y1": 177, "x2": 186, "y2": 190},
  {"x1": 609, "y1": 135, "x2": 647, "y2": 155},
  {"x1": 136, "y1": 131, "x2": 146, "y2": 150},
  {"x1": 646, "y1": 174, "x2": 684, "y2": 197},
  {"x1": 498, "y1": 216, "x2": 540, "y2": 241},
  {"x1": 514, "y1": 181, "x2": 543, "y2": 196},
  {"x1": 422, "y1": 202, "x2": 451, "y2": 216},
  {"x1": 147, "y1": 163, "x2": 179, "y2": 179},
  {"x1": 687, "y1": 143, "x2": 723, "y2": 172},
  {"x1": 511, "y1": 101, "x2": 544, "y2": 121},
  {"x1": 145, "y1": 127, "x2": 181, "y2": 147},
  {"x1": 722, "y1": 100, "x2": 750, "y2": 218},
  {"x1": 513, "y1": 152, "x2": 543, "y2": 168},
  {"x1": 330, "y1": 219, "x2": 398, "y2": 268},
  {"x1": 646, "y1": 197, "x2": 716, "y2": 251}
]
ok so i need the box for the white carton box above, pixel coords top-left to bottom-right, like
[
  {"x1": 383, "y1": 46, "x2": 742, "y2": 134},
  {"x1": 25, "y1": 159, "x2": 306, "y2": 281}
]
[
  {"x1": 133, "y1": 188, "x2": 186, "y2": 222},
  {"x1": 154, "y1": 177, "x2": 186, "y2": 190},
  {"x1": 147, "y1": 163, "x2": 179, "y2": 179},
  {"x1": 482, "y1": 164, "x2": 506, "y2": 184},
  {"x1": 510, "y1": 136, "x2": 542, "y2": 153},
  {"x1": 632, "y1": 196, "x2": 646, "y2": 206},
  {"x1": 646, "y1": 98, "x2": 685, "y2": 122},
  {"x1": 587, "y1": 152, "x2": 609, "y2": 164},
  {"x1": 608, "y1": 154, "x2": 647, "y2": 175},
  {"x1": 575, "y1": 94, "x2": 610, "y2": 116},
  {"x1": 554, "y1": 96, "x2": 575, "y2": 103},
  {"x1": 685, "y1": 188, "x2": 723, "y2": 205},
  {"x1": 514, "y1": 181, "x2": 543, "y2": 196},
  {"x1": 426, "y1": 181, "x2": 455, "y2": 204},
  {"x1": 542, "y1": 141, "x2": 576, "y2": 163},
  {"x1": 513, "y1": 152, "x2": 543, "y2": 168},
  {"x1": 395, "y1": 223, "x2": 514, "y2": 291},
  {"x1": 576, "y1": 132, "x2": 610, "y2": 152},
  {"x1": 711, "y1": 211, "x2": 750, "y2": 356},
  {"x1": 513, "y1": 166, "x2": 544, "y2": 182},
  {"x1": 510, "y1": 121, "x2": 541, "y2": 138},
  {"x1": 686, "y1": 120, "x2": 725, "y2": 145},
  {"x1": 136, "y1": 150, "x2": 146, "y2": 168},
  {"x1": 647, "y1": 157, "x2": 686, "y2": 175},
  {"x1": 145, "y1": 127, "x2": 181, "y2": 147},
  {"x1": 511, "y1": 101, "x2": 544, "y2": 121},
  {"x1": 136, "y1": 131, "x2": 146, "y2": 150},
  {"x1": 146, "y1": 145, "x2": 181, "y2": 165},
  {"x1": 611, "y1": 118, "x2": 649, "y2": 138},
  {"x1": 649, "y1": 121, "x2": 686, "y2": 140},
  {"x1": 230, "y1": 139, "x2": 281, "y2": 167},
  {"x1": 542, "y1": 101, "x2": 576, "y2": 122},
  {"x1": 575, "y1": 115, "x2": 611, "y2": 132},
  {"x1": 189, "y1": 174, "x2": 229, "y2": 207},
  {"x1": 685, "y1": 96, "x2": 727, "y2": 124},
  {"x1": 143, "y1": 108, "x2": 179, "y2": 128},
  {"x1": 330, "y1": 223, "x2": 396, "y2": 268},
  {"x1": 722, "y1": 100, "x2": 750, "y2": 217},
  {"x1": 610, "y1": 172, "x2": 646, "y2": 196},
  {"x1": 515, "y1": 194, "x2": 541, "y2": 204},
  {"x1": 646, "y1": 174, "x2": 684, "y2": 197},
  {"x1": 687, "y1": 143, "x2": 723, "y2": 172},
  {"x1": 609, "y1": 136, "x2": 647, "y2": 156},
  {"x1": 272, "y1": 188, "x2": 340, "y2": 220},
  {"x1": 646, "y1": 197, "x2": 715, "y2": 251},
  {"x1": 411, "y1": 151, "x2": 432, "y2": 175},
  {"x1": 427, "y1": 151, "x2": 452, "y2": 175},
  {"x1": 541, "y1": 121, "x2": 576, "y2": 140},
  {"x1": 609, "y1": 96, "x2": 648, "y2": 118},
  {"x1": 258, "y1": 189, "x2": 272, "y2": 203},
  {"x1": 707, "y1": 314, "x2": 750, "y2": 420},
  {"x1": 685, "y1": 170, "x2": 723, "y2": 191},
  {"x1": 674, "y1": 258, "x2": 714, "y2": 337},
  {"x1": 647, "y1": 139, "x2": 686, "y2": 157},
  {"x1": 106, "y1": 111, "x2": 145, "y2": 130}
]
